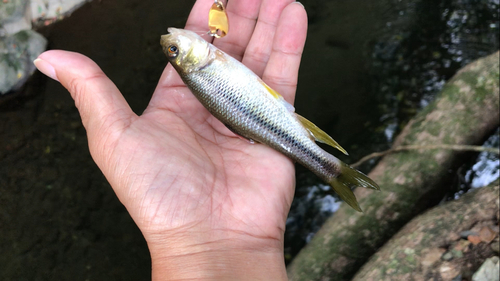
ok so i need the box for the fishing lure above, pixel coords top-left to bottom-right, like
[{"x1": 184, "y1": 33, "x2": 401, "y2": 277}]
[{"x1": 208, "y1": 0, "x2": 229, "y2": 38}]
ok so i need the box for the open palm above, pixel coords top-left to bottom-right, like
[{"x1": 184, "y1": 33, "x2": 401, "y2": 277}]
[{"x1": 36, "y1": 0, "x2": 307, "y2": 277}]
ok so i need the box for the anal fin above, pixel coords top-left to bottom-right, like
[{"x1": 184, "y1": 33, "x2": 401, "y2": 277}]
[{"x1": 295, "y1": 114, "x2": 348, "y2": 155}]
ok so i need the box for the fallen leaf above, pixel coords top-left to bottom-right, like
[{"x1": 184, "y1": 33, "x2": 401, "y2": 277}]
[
  {"x1": 468, "y1": 235, "x2": 482, "y2": 245},
  {"x1": 479, "y1": 226, "x2": 497, "y2": 243}
]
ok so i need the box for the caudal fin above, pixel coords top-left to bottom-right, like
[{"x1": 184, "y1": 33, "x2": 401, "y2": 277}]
[{"x1": 328, "y1": 162, "x2": 380, "y2": 212}]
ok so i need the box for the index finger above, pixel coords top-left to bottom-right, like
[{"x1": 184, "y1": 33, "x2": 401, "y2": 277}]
[
  {"x1": 212, "y1": 0, "x2": 262, "y2": 61},
  {"x1": 184, "y1": 0, "x2": 216, "y2": 43}
]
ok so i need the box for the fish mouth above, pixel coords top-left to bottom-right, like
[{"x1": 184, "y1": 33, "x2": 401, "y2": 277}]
[{"x1": 167, "y1": 27, "x2": 181, "y2": 34}]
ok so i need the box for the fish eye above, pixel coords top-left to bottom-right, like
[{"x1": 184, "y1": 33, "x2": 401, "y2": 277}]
[{"x1": 167, "y1": 45, "x2": 178, "y2": 58}]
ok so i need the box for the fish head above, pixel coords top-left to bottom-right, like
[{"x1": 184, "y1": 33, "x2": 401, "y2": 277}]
[{"x1": 161, "y1": 28, "x2": 212, "y2": 73}]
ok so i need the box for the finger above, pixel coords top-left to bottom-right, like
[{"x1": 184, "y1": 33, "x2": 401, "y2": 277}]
[
  {"x1": 262, "y1": 2, "x2": 307, "y2": 104},
  {"x1": 212, "y1": 0, "x2": 262, "y2": 61},
  {"x1": 184, "y1": 0, "x2": 216, "y2": 43},
  {"x1": 242, "y1": 0, "x2": 295, "y2": 76},
  {"x1": 34, "y1": 50, "x2": 135, "y2": 153}
]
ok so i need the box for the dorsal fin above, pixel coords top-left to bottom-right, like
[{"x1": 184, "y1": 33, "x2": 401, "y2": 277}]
[
  {"x1": 259, "y1": 79, "x2": 295, "y2": 112},
  {"x1": 295, "y1": 114, "x2": 349, "y2": 155}
]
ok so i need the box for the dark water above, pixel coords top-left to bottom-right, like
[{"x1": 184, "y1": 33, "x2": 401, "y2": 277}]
[
  {"x1": 285, "y1": 0, "x2": 499, "y2": 263},
  {"x1": 0, "y1": 0, "x2": 498, "y2": 279}
]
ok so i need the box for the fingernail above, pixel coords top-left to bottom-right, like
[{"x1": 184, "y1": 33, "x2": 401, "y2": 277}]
[
  {"x1": 294, "y1": 1, "x2": 304, "y2": 8},
  {"x1": 33, "y1": 58, "x2": 59, "y2": 82}
]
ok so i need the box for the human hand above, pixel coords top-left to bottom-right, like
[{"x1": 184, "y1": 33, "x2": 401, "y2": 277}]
[{"x1": 34, "y1": 0, "x2": 307, "y2": 279}]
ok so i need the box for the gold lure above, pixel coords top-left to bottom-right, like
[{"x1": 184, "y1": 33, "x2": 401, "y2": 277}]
[{"x1": 208, "y1": 0, "x2": 229, "y2": 38}]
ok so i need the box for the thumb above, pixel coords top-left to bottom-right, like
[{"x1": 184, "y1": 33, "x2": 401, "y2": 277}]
[{"x1": 34, "y1": 50, "x2": 136, "y2": 163}]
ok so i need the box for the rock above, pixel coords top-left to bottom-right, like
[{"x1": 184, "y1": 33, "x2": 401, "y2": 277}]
[
  {"x1": 451, "y1": 249, "x2": 464, "y2": 258},
  {"x1": 461, "y1": 230, "x2": 479, "y2": 239},
  {"x1": 439, "y1": 261, "x2": 461, "y2": 280},
  {"x1": 1, "y1": 0, "x2": 48, "y2": 94},
  {"x1": 472, "y1": 256, "x2": 500, "y2": 281},
  {"x1": 0, "y1": 30, "x2": 47, "y2": 94},
  {"x1": 30, "y1": 0, "x2": 92, "y2": 26},
  {"x1": 442, "y1": 251, "x2": 454, "y2": 261},
  {"x1": 351, "y1": 183, "x2": 500, "y2": 281},
  {"x1": 0, "y1": 0, "x2": 30, "y2": 36},
  {"x1": 1, "y1": 0, "x2": 92, "y2": 94},
  {"x1": 0, "y1": 0, "x2": 28, "y2": 24}
]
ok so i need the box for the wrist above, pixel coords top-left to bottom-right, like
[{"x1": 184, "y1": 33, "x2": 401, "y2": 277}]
[{"x1": 146, "y1": 228, "x2": 287, "y2": 280}]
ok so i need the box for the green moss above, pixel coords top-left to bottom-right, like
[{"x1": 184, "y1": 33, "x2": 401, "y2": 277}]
[
  {"x1": 474, "y1": 83, "x2": 493, "y2": 103},
  {"x1": 13, "y1": 30, "x2": 30, "y2": 43}
]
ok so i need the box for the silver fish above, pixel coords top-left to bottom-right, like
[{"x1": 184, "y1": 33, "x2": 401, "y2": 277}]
[{"x1": 160, "y1": 28, "x2": 379, "y2": 211}]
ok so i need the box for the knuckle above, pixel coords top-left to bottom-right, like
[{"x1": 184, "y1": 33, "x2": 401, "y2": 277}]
[
  {"x1": 265, "y1": 73, "x2": 297, "y2": 88},
  {"x1": 66, "y1": 72, "x2": 108, "y2": 120},
  {"x1": 67, "y1": 77, "x2": 87, "y2": 109}
]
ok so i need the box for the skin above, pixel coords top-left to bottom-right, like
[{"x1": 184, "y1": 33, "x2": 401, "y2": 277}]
[{"x1": 34, "y1": 0, "x2": 307, "y2": 279}]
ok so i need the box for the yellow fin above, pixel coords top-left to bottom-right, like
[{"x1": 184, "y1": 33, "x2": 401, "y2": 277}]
[
  {"x1": 328, "y1": 162, "x2": 380, "y2": 212},
  {"x1": 296, "y1": 114, "x2": 349, "y2": 155},
  {"x1": 329, "y1": 178, "x2": 362, "y2": 212},
  {"x1": 259, "y1": 80, "x2": 296, "y2": 112},
  {"x1": 260, "y1": 80, "x2": 284, "y2": 100}
]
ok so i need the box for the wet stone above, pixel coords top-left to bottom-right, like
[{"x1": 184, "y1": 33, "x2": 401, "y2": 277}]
[
  {"x1": 472, "y1": 256, "x2": 500, "y2": 281},
  {"x1": 451, "y1": 249, "x2": 463, "y2": 258},
  {"x1": 0, "y1": 30, "x2": 47, "y2": 94},
  {"x1": 442, "y1": 251, "x2": 454, "y2": 261}
]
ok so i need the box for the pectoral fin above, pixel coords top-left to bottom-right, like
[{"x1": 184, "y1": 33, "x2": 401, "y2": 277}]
[{"x1": 295, "y1": 114, "x2": 349, "y2": 155}]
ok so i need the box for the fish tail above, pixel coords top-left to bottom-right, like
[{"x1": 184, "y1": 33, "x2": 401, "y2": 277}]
[{"x1": 327, "y1": 162, "x2": 380, "y2": 212}]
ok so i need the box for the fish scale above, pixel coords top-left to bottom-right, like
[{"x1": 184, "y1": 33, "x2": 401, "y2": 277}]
[
  {"x1": 190, "y1": 62, "x2": 333, "y2": 174},
  {"x1": 161, "y1": 28, "x2": 380, "y2": 211}
]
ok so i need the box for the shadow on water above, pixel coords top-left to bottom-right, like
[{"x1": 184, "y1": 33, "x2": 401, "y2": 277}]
[{"x1": 0, "y1": 0, "x2": 498, "y2": 278}]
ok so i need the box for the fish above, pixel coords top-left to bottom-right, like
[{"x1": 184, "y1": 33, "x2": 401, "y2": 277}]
[{"x1": 160, "y1": 28, "x2": 379, "y2": 212}]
